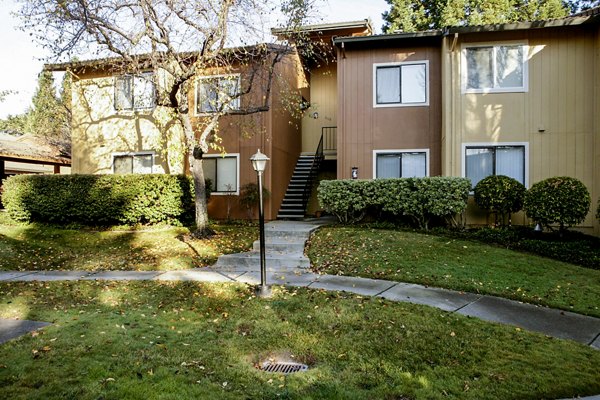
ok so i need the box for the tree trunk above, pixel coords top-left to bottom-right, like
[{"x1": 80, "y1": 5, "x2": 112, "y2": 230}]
[
  {"x1": 179, "y1": 112, "x2": 215, "y2": 237},
  {"x1": 191, "y1": 147, "x2": 214, "y2": 237}
]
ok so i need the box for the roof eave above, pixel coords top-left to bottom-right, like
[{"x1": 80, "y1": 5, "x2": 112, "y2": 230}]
[
  {"x1": 333, "y1": 30, "x2": 443, "y2": 46},
  {"x1": 447, "y1": 14, "x2": 599, "y2": 34},
  {"x1": 271, "y1": 20, "x2": 372, "y2": 36}
]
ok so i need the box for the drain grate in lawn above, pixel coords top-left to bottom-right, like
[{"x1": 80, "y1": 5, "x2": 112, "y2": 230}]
[{"x1": 260, "y1": 361, "x2": 309, "y2": 374}]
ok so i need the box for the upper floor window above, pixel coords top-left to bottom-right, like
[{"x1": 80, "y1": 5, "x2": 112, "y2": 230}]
[
  {"x1": 462, "y1": 43, "x2": 528, "y2": 93},
  {"x1": 113, "y1": 152, "x2": 154, "y2": 174},
  {"x1": 373, "y1": 149, "x2": 429, "y2": 178},
  {"x1": 373, "y1": 61, "x2": 429, "y2": 107},
  {"x1": 196, "y1": 75, "x2": 240, "y2": 114},
  {"x1": 114, "y1": 73, "x2": 155, "y2": 110},
  {"x1": 463, "y1": 143, "x2": 528, "y2": 188}
]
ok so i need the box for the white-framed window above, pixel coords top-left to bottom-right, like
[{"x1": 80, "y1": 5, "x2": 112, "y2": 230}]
[
  {"x1": 114, "y1": 72, "x2": 156, "y2": 110},
  {"x1": 113, "y1": 152, "x2": 154, "y2": 174},
  {"x1": 373, "y1": 61, "x2": 429, "y2": 108},
  {"x1": 203, "y1": 153, "x2": 239, "y2": 195},
  {"x1": 196, "y1": 74, "x2": 241, "y2": 114},
  {"x1": 373, "y1": 149, "x2": 430, "y2": 179},
  {"x1": 462, "y1": 142, "x2": 529, "y2": 188},
  {"x1": 462, "y1": 42, "x2": 528, "y2": 93}
]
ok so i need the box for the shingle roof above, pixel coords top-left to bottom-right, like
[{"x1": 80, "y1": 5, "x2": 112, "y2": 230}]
[{"x1": 0, "y1": 133, "x2": 71, "y2": 165}]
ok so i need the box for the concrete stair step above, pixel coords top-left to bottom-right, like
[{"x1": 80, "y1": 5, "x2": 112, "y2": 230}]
[
  {"x1": 252, "y1": 241, "x2": 305, "y2": 253},
  {"x1": 215, "y1": 252, "x2": 311, "y2": 269}
]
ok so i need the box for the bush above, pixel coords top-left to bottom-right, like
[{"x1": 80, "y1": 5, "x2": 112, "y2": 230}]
[
  {"x1": 474, "y1": 175, "x2": 526, "y2": 226},
  {"x1": 1, "y1": 174, "x2": 211, "y2": 226},
  {"x1": 524, "y1": 177, "x2": 591, "y2": 232},
  {"x1": 318, "y1": 177, "x2": 470, "y2": 228},
  {"x1": 238, "y1": 182, "x2": 270, "y2": 219},
  {"x1": 462, "y1": 226, "x2": 600, "y2": 270},
  {"x1": 597, "y1": 198, "x2": 600, "y2": 223},
  {"x1": 317, "y1": 180, "x2": 371, "y2": 224}
]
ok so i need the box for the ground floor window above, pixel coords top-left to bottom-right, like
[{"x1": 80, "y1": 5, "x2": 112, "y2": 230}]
[
  {"x1": 373, "y1": 150, "x2": 429, "y2": 178},
  {"x1": 113, "y1": 152, "x2": 154, "y2": 174},
  {"x1": 463, "y1": 143, "x2": 527, "y2": 188},
  {"x1": 203, "y1": 154, "x2": 239, "y2": 194}
]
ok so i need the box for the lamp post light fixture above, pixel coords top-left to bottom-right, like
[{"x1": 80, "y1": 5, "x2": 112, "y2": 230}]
[{"x1": 250, "y1": 149, "x2": 270, "y2": 297}]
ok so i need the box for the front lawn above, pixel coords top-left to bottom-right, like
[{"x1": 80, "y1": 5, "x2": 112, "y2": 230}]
[
  {"x1": 307, "y1": 227, "x2": 600, "y2": 317},
  {"x1": 0, "y1": 217, "x2": 257, "y2": 271},
  {"x1": 1, "y1": 281, "x2": 599, "y2": 399}
]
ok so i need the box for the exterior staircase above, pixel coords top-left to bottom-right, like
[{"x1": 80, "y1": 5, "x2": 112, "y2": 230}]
[
  {"x1": 213, "y1": 220, "x2": 329, "y2": 274},
  {"x1": 276, "y1": 153, "x2": 322, "y2": 219}
]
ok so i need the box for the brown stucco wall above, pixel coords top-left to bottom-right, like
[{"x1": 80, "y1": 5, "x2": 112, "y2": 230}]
[
  {"x1": 201, "y1": 52, "x2": 303, "y2": 221},
  {"x1": 336, "y1": 42, "x2": 442, "y2": 179}
]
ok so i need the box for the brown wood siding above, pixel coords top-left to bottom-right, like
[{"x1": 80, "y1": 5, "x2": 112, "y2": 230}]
[{"x1": 337, "y1": 45, "x2": 442, "y2": 179}]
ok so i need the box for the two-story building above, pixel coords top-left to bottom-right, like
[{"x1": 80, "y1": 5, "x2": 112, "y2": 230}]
[{"x1": 46, "y1": 8, "x2": 600, "y2": 234}]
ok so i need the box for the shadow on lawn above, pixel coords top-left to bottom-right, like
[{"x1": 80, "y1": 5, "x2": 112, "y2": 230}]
[
  {"x1": 1, "y1": 281, "x2": 600, "y2": 400},
  {"x1": 0, "y1": 224, "x2": 191, "y2": 272}
]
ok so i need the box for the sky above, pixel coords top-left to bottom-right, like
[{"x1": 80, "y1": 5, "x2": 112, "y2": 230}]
[{"x1": 0, "y1": 0, "x2": 388, "y2": 119}]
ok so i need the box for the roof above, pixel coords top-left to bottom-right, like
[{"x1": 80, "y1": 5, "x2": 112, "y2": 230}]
[
  {"x1": 44, "y1": 43, "x2": 291, "y2": 72},
  {"x1": 0, "y1": 133, "x2": 71, "y2": 165},
  {"x1": 446, "y1": 11, "x2": 600, "y2": 34},
  {"x1": 333, "y1": 7, "x2": 600, "y2": 47},
  {"x1": 271, "y1": 20, "x2": 372, "y2": 35},
  {"x1": 333, "y1": 30, "x2": 442, "y2": 46}
]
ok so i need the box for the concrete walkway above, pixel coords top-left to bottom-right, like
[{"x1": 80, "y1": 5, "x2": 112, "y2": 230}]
[{"x1": 0, "y1": 219, "x2": 599, "y2": 351}]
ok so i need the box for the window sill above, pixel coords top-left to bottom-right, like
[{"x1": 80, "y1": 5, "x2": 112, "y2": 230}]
[
  {"x1": 462, "y1": 88, "x2": 527, "y2": 94},
  {"x1": 373, "y1": 102, "x2": 429, "y2": 108}
]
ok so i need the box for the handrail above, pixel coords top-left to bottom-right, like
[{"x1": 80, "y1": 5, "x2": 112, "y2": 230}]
[{"x1": 303, "y1": 133, "x2": 324, "y2": 207}]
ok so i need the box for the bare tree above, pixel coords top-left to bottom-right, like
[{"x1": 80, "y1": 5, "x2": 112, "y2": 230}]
[{"x1": 17, "y1": 0, "x2": 316, "y2": 236}]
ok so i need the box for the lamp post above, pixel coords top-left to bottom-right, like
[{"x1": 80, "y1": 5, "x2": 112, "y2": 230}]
[{"x1": 250, "y1": 149, "x2": 270, "y2": 297}]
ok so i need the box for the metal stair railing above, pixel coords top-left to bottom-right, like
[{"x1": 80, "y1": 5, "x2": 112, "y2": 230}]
[{"x1": 302, "y1": 133, "x2": 324, "y2": 208}]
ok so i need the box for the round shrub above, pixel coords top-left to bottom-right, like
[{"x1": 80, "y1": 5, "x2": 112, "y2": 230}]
[
  {"x1": 474, "y1": 175, "x2": 526, "y2": 225},
  {"x1": 524, "y1": 176, "x2": 591, "y2": 232}
]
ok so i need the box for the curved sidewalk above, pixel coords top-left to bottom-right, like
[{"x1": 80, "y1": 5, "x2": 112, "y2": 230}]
[{"x1": 1, "y1": 268, "x2": 599, "y2": 350}]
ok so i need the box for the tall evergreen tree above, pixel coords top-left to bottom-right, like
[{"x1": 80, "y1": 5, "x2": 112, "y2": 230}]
[
  {"x1": 58, "y1": 72, "x2": 72, "y2": 141},
  {"x1": 565, "y1": 0, "x2": 600, "y2": 13},
  {"x1": 27, "y1": 71, "x2": 63, "y2": 138},
  {"x1": 383, "y1": 0, "x2": 570, "y2": 33}
]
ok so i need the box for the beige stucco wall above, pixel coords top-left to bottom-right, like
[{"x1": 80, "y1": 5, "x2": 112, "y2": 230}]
[
  {"x1": 69, "y1": 51, "x2": 304, "y2": 221},
  {"x1": 443, "y1": 25, "x2": 599, "y2": 232},
  {"x1": 71, "y1": 71, "x2": 186, "y2": 175},
  {"x1": 301, "y1": 62, "x2": 338, "y2": 154}
]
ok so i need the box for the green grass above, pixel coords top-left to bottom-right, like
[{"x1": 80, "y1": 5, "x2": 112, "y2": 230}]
[
  {"x1": 307, "y1": 227, "x2": 600, "y2": 317},
  {"x1": 1, "y1": 281, "x2": 599, "y2": 400},
  {"x1": 0, "y1": 218, "x2": 257, "y2": 271}
]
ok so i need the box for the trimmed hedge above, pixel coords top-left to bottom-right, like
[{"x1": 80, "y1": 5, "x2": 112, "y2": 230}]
[
  {"x1": 524, "y1": 177, "x2": 590, "y2": 232},
  {"x1": 454, "y1": 226, "x2": 600, "y2": 270},
  {"x1": 318, "y1": 177, "x2": 470, "y2": 228},
  {"x1": 474, "y1": 175, "x2": 525, "y2": 226},
  {"x1": 2, "y1": 174, "x2": 211, "y2": 226}
]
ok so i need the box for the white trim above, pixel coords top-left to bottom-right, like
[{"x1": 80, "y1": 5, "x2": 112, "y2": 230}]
[
  {"x1": 114, "y1": 72, "x2": 156, "y2": 111},
  {"x1": 372, "y1": 60, "x2": 430, "y2": 108},
  {"x1": 461, "y1": 142, "x2": 529, "y2": 188},
  {"x1": 372, "y1": 149, "x2": 430, "y2": 179},
  {"x1": 112, "y1": 151, "x2": 155, "y2": 174},
  {"x1": 195, "y1": 73, "x2": 241, "y2": 116},
  {"x1": 461, "y1": 41, "x2": 529, "y2": 94},
  {"x1": 202, "y1": 153, "x2": 240, "y2": 195}
]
